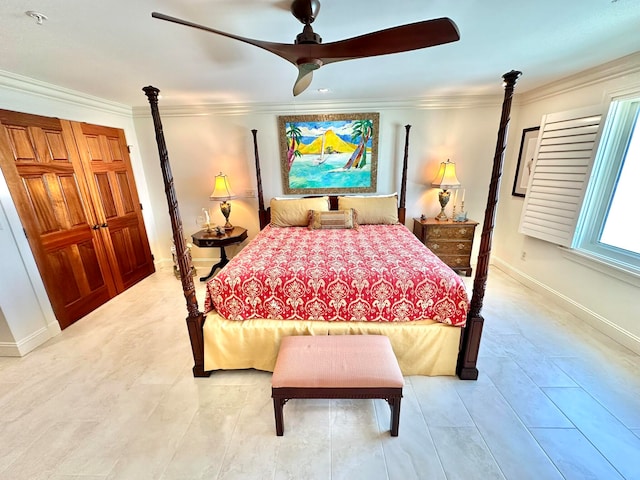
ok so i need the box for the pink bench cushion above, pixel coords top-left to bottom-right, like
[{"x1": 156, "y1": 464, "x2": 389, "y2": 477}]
[{"x1": 272, "y1": 335, "x2": 404, "y2": 389}]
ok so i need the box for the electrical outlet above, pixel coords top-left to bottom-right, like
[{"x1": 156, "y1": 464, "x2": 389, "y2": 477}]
[
  {"x1": 521, "y1": 251, "x2": 527, "y2": 261},
  {"x1": 245, "y1": 189, "x2": 257, "y2": 198}
]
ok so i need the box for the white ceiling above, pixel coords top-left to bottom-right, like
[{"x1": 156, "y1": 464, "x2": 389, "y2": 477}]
[{"x1": 2, "y1": 0, "x2": 640, "y2": 108}]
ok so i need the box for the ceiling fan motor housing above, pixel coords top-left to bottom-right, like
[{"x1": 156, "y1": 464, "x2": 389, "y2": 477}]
[
  {"x1": 290, "y1": 0, "x2": 321, "y2": 25},
  {"x1": 295, "y1": 24, "x2": 322, "y2": 44}
]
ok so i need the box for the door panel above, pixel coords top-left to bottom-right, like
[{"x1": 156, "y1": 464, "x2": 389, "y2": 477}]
[
  {"x1": 94, "y1": 172, "x2": 118, "y2": 218},
  {"x1": 22, "y1": 175, "x2": 59, "y2": 233},
  {"x1": 71, "y1": 121, "x2": 154, "y2": 291},
  {"x1": 0, "y1": 110, "x2": 116, "y2": 328}
]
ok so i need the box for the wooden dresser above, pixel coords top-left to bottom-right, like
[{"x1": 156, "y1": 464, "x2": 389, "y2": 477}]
[{"x1": 413, "y1": 218, "x2": 479, "y2": 276}]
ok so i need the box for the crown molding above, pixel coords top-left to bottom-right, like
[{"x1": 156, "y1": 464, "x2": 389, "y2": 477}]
[
  {"x1": 519, "y1": 51, "x2": 640, "y2": 105},
  {"x1": 131, "y1": 94, "x2": 504, "y2": 118},
  {"x1": 0, "y1": 69, "x2": 133, "y2": 117}
]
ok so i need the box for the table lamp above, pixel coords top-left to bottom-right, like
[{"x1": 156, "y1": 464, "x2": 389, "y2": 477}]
[
  {"x1": 431, "y1": 159, "x2": 460, "y2": 221},
  {"x1": 209, "y1": 172, "x2": 236, "y2": 230}
]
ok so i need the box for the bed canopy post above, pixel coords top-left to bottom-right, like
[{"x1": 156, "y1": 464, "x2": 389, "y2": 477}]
[
  {"x1": 143, "y1": 86, "x2": 210, "y2": 378},
  {"x1": 252, "y1": 129, "x2": 269, "y2": 230},
  {"x1": 398, "y1": 124, "x2": 411, "y2": 224},
  {"x1": 457, "y1": 70, "x2": 521, "y2": 380}
]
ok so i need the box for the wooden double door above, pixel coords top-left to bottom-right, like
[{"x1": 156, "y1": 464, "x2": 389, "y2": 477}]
[{"x1": 0, "y1": 109, "x2": 155, "y2": 329}]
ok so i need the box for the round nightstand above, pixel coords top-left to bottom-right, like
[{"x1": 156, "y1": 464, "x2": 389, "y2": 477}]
[{"x1": 191, "y1": 226, "x2": 248, "y2": 281}]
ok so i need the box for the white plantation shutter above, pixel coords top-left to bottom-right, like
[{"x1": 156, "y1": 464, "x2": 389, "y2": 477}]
[{"x1": 519, "y1": 106, "x2": 605, "y2": 246}]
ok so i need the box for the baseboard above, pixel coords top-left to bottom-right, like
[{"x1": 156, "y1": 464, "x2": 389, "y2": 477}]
[
  {"x1": 0, "y1": 342, "x2": 20, "y2": 356},
  {"x1": 493, "y1": 257, "x2": 640, "y2": 356},
  {"x1": 154, "y1": 257, "x2": 219, "y2": 270},
  {"x1": 0, "y1": 321, "x2": 60, "y2": 357}
]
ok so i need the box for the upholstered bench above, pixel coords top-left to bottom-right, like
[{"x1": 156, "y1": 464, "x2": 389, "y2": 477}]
[{"x1": 271, "y1": 335, "x2": 404, "y2": 436}]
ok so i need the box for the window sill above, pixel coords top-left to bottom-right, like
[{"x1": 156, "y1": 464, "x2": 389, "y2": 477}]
[{"x1": 559, "y1": 247, "x2": 640, "y2": 288}]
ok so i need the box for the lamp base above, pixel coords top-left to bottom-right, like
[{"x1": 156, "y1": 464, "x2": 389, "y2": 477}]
[
  {"x1": 435, "y1": 209, "x2": 449, "y2": 221},
  {"x1": 435, "y1": 189, "x2": 451, "y2": 221},
  {"x1": 220, "y1": 201, "x2": 233, "y2": 230}
]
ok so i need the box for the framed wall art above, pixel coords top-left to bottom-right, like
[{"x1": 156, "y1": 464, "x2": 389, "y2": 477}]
[
  {"x1": 278, "y1": 112, "x2": 379, "y2": 194},
  {"x1": 512, "y1": 126, "x2": 540, "y2": 197}
]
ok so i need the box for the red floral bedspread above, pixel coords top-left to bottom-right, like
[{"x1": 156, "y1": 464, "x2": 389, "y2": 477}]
[{"x1": 204, "y1": 224, "x2": 468, "y2": 326}]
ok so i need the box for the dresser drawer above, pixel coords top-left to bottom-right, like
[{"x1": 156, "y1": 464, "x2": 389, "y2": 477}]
[
  {"x1": 426, "y1": 240, "x2": 472, "y2": 255},
  {"x1": 437, "y1": 255, "x2": 471, "y2": 268},
  {"x1": 426, "y1": 225, "x2": 475, "y2": 240}
]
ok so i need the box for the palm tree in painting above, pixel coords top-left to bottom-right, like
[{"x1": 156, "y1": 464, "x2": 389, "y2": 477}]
[
  {"x1": 343, "y1": 119, "x2": 374, "y2": 169},
  {"x1": 285, "y1": 123, "x2": 302, "y2": 171}
]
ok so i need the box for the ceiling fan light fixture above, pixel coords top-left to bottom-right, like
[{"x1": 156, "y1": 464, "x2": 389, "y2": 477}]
[{"x1": 297, "y1": 58, "x2": 323, "y2": 69}]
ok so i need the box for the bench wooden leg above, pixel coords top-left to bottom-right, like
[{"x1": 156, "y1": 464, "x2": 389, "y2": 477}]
[
  {"x1": 273, "y1": 397, "x2": 285, "y2": 436},
  {"x1": 389, "y1": 397, "x2": 401, "y2": 437}
]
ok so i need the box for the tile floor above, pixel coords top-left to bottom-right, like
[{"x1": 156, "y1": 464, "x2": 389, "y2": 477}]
[{"x1": 0, "y1": 267, "x2": 638, "y2": 479}]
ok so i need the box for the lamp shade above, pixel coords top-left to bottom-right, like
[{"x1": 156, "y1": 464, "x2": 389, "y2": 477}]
[
  {"x1": 209, "y1": 172, "x2": 235, "y2": 200},
  {"x1": 431, "y1": 160, "x2": 460, "y2": 190}
]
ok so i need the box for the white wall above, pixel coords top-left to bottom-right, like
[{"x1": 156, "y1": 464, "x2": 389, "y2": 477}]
[
  {"x1": 0, "y1": 199, "x2": 59, "y2": 355},
  {"x1": 0, "y1": 71, "x2": 160, "y2": 354},
  {"x1": 494, "y1": 53, "x2": 640, "y2": 354}
]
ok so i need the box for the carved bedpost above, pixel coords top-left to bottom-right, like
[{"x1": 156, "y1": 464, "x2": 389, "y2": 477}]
[
  {"x1": 142, "y1": 86, "x2": 210, "y2": 378},
  {"x1": 457, "y1": 70, "x2": 522, "y2": 380},
  {"x1": 398, "y1": 124, "x2": 411, "y2": 225},
  {"x1": 252, "y1": 129, "x2": 269, "y2": 230}
]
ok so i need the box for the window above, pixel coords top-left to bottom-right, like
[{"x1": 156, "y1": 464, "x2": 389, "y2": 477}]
[{"x1": 574, "y1": 95, "x2": 640, "y2": 273}]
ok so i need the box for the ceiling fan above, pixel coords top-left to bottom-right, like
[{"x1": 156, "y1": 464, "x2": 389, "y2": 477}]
[{"x1": 152, "y1": 0, "x2": 460, "y2": 96}]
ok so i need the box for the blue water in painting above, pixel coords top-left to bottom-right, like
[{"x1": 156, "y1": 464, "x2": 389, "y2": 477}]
[{"x1": 289, "y1": 152, "x2": 372, "y2": 189}]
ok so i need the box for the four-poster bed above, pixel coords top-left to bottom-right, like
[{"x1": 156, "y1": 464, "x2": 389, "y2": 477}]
[{"x1": 142, "y1": 70, "x2": 520, "y2": 381}]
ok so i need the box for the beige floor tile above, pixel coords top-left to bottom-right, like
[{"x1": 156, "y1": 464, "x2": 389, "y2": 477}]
[
  {"x1": 482, "y1": 358, "x2": 573, "y2": 428},
  {"x1": 530, "y1": 427, "x2": 624, "y2": 480},
  {"x1": 456, "y1": 383, "x2": 563, "y2": 480},
  {"x1": 374, "y1": 387, "x2": 447, "y2": 480},
  {"x1": 429, "y1": 426, "x2": 505, "y2": 480},
  {"x1": 543, "y1": 387, "x2": 640, "y2": 479}
]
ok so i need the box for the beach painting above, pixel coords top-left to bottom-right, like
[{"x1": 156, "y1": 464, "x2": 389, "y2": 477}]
[{"x1": 278, "y1": 113, "x2": 379, "y2": 194}]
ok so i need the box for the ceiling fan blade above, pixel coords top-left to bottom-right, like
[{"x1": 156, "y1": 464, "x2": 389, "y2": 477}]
[
  {"x1": 293, "y1": 69, "x2": 313, "y2": 96},
  {"x1": 312, "y1": 18, "x2": 460, "y2": 65},
  {"x1": 292, "y1": 61, "x2": 321, "y2": 96},
  {"x1": 151, "y1": 12, "x2": 303, "y2": 65}
]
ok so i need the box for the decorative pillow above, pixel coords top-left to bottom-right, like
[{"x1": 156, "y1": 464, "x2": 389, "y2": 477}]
[
  {"x1": 270, "y1": 196, "x2": 330, "y2": 227},
  {"x1": 308, "y1": 208, "x2": 357, "y2": 230},
  {"x1": 338, "y1": 194, "x2": 398, "y2": 224}
]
